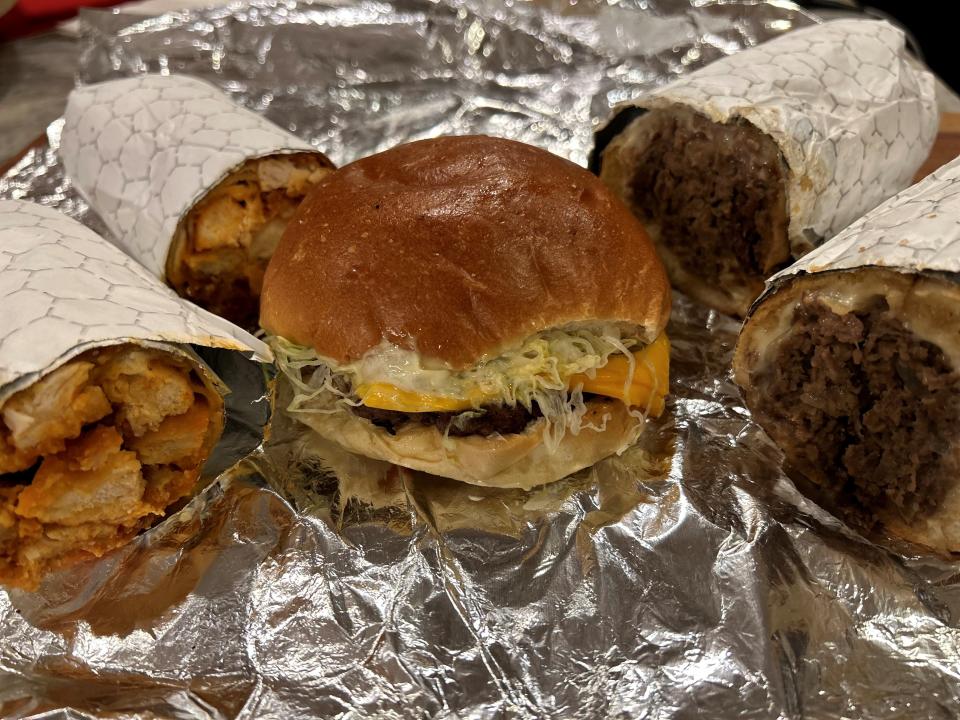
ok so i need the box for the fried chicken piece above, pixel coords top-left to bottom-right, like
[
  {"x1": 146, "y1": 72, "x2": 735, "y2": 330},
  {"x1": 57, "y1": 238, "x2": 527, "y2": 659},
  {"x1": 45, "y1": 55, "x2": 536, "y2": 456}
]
[
  {"x1": 16, "y1": 426, "x2": 145, "y2": 526},
  {"x1": 190, "y1": 151, "x2": 331, "y2": 254},
  {"x1": 98, "y1": 350, "x2": 195, "y2": 437},
  {"x1": 257, "y1": 156, "x2": 328, "y2": 195},
  {"x1": 167, "y1": 152, "x2": 333, "y2": 327},
  {"x1": 127, "y1": 396, "x2": 211, "y2": 467},
  {"x1": 6, "y1": 518, "x2": 141, "y2": 590},
  {"x1": 0, "y1": 427, "x2": 38, "y2": 474},
  {"x1": 0, "y1": 487, "x2": 20, "y2": 549},
  {"x1": 2, "y1": 361, "x2": 112, "y2": 457},
  {"x1": 143, "y1": 465, "x2": 201, "y2": 509},
  {"x1": 1, "y1": 487, "x2": 31, "y2": 588},
  {"x1": 0, "y1": 345, "x2": 225, "y2": 590},
  {"x1": 192, "y1": 181, "x2": 266, "y2": 252},
  {"x1": 4, "y1": 464, "x2": 202, "y2": 589}
]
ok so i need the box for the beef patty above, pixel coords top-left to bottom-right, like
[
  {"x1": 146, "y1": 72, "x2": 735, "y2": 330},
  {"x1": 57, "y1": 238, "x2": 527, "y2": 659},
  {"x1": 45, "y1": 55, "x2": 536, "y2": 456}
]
[
  {"x1": 753, "y1": 296, "x2": 960, "y2": 525},
  {"x1": 627, "y1": 108, "x2": 790, "y2": 294},
  {"x1": 351, "y1": 401, "x2": 543, "y2": 437}
]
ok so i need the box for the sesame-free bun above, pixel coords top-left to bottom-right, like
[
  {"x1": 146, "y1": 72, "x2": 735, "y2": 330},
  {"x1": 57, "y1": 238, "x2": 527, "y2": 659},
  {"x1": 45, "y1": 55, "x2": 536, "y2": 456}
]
[{"x1": 260, "y1": 135, "x2": 670, "y2": 369}]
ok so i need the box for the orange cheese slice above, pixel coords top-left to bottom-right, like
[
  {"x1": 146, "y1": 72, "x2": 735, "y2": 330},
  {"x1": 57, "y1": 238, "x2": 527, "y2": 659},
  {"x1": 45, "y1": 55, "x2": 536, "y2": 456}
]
[
  {"x1": 353, "y1": 384, "x2": 482, "y2": 413},
  {"x1": 568, "y1": 332, "x2": 669, "y2": 417},
  {"x1": 356, "y1": 333, "x2": 670, "y2": 415}
]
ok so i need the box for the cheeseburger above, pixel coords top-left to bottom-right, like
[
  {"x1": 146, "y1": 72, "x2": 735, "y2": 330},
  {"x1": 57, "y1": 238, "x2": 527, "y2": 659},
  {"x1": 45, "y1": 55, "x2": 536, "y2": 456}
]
[{"x1": 260, "y1": 136, "x2": 671, "y2": 489}]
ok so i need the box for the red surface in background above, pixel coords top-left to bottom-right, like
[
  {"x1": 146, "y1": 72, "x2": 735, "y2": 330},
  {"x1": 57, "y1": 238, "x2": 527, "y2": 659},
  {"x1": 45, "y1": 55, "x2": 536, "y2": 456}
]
[{"x1": 0, "y1": 0, "x2": 120, "y2": 40}]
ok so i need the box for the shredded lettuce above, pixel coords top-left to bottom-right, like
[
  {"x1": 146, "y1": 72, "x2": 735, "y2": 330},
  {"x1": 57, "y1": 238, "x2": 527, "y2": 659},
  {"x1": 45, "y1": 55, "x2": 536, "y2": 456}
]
[
  {"x1": 270, "y1": 323, "x2": 645, "y2": 452},
  {"x1": 271, "y1": 337, "x2": 357, "y2": 416}
]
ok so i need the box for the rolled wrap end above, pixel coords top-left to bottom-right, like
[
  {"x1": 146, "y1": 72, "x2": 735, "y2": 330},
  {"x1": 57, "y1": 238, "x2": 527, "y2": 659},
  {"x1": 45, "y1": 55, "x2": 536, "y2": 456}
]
[
  {"x1": 0, "y1": 343, "x2": 225, "y2": 590},
  {"x1": 735, "y1": 268, "x2": 960, "y2": 555}
]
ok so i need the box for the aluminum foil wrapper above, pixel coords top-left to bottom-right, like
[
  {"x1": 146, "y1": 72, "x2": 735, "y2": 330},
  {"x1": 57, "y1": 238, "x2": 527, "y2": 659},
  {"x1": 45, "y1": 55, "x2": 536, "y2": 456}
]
[
  {"x1": 592, "y1": 19, "x2": 938, "y2": 257},
  {"x1": 59, "y1": 74, "x2": 327, "y2": 278},
  {"x1": 4, "y1": 1, "x2": 960, "y2": 717}
]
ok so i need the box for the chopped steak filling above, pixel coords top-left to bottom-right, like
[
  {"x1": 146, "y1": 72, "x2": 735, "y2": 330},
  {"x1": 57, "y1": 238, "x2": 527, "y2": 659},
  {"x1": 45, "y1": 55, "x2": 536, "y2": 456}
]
[
  {"x1": 169, "y1": 153, "x2": 332, "y2": 328},
  {"x1": 754, "y1": 297, "x2": 960, "y2": 526},
  {"x1": 0, "y1": 345, "x2": 223, "y2": 590},
  {"x1": 626, "y1": 108, "x2": 790, "y2": 296},
  {"x1": 351, "y1": 400, "x2": 544, "y2": 437}
]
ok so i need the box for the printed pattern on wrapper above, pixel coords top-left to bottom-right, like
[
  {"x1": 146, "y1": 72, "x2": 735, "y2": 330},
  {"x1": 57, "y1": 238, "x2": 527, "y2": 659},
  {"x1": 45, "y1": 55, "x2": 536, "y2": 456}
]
[
  {"x1": 58, "y1": 74, "x2": 317, "y2": 277},
  {"x1": 766, "y1": 154, "x2": 960, "y2": 283},
  {"x1": 0, "y1": 200, "x2": 270, "y2": 395},
  {"x1": 599, "y1": 19, "x2": 938, "y2": 257}
]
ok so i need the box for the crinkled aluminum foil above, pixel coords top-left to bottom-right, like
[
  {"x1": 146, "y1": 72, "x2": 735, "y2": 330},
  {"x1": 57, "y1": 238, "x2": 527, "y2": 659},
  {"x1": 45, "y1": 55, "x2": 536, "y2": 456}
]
[{"x1": 4, "y1": 1, "x2": 960, "y2": 717}]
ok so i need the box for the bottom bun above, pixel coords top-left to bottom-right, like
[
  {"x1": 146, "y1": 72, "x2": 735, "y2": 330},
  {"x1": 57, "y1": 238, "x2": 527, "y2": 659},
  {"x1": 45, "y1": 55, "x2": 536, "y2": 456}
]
[{"x1": 296, "y1": 399, "x2": 642, "y2": 490}]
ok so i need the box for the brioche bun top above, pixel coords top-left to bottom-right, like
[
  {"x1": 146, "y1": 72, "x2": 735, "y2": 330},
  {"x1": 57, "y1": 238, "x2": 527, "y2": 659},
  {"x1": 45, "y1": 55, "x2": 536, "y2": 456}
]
[{"x1": 261, "y1": 135, "x2": 670, "y2": 368}]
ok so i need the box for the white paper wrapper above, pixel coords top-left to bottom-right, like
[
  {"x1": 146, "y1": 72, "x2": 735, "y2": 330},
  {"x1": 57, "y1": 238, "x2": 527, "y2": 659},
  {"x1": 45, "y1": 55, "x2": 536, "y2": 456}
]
[
  {"x1": 0, "y1": 199, "x2": 270, "y2": 399},
  {"x1": 58, "y1": 74, "x2": 321, "y2": 278},
  {"x1": 764, "y1": 153, "x2": 960, "y2": 283},
  {"x1": 593, "y1": 19, "x2": 938, "y2": 258}
]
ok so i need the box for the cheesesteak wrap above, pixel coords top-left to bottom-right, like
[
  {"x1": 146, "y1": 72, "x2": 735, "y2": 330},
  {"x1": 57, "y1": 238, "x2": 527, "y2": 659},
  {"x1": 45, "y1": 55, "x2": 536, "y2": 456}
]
[
  {"x1": 0, "y1": 200, "x2": 270, "y2": 590},
  {"x1": 592, "y1": 19, "x2": 937, "y2": 317},
  {"x1": 59, "y1": 74, "x2": 335, "y2": 328},
  {"x1": 734, "y1": 155, "x2": 960, "y2": 555},
  {"x1": 261, "y1": 136, "x2": 671, "y2": 490}
]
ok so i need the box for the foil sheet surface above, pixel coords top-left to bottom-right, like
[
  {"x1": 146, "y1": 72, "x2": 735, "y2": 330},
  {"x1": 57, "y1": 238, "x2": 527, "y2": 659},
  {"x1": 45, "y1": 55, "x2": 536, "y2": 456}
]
[{"x1": 4, "y1": 1, "x2": 960, "y2": 717}]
